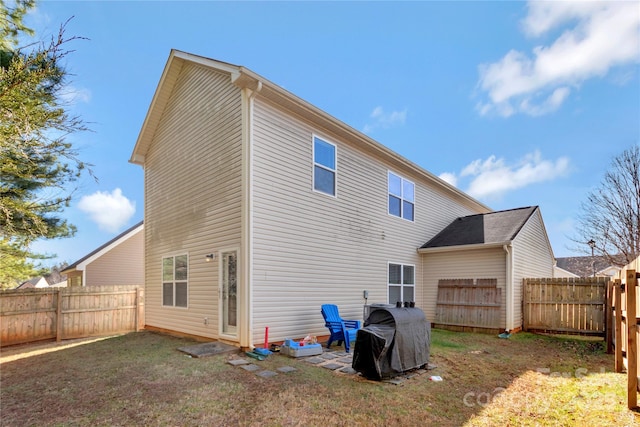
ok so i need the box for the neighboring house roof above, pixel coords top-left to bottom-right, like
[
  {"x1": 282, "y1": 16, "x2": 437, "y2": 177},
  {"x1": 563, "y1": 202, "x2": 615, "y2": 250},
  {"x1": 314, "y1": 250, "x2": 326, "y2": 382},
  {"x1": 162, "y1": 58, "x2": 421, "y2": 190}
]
[
  {"x1": 419, "y1": 206, "x2": 538, "y2": 250},
  {"x1": 16, "y1": 276, "x2": 49, "y2": 289},
  {"x1": 555, "y1": 255, "x2": 623, "y2": 277},
  {"x1": 62, "y1": 221, "x2": 144, "y2": 274},
  {"x1": 129, "y1": 50, "x2": 490, "y2": 214}
]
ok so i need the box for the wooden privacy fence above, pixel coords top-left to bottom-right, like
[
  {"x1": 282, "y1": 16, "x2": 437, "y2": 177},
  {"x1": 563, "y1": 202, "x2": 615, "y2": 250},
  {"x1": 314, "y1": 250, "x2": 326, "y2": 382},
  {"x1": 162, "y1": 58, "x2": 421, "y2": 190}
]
[
  {"x1": 523, "y1": 277, "x2": 608, "y2": 336},
  {"x1": 0, "y1": 285, "x2": 144, "y2": 347},
  {"x1": 609, "y1": 269, "x2": 640, "y2": 409},
  {"x1": 435, "y1": 278, "x2": 501, "y2": 329}
]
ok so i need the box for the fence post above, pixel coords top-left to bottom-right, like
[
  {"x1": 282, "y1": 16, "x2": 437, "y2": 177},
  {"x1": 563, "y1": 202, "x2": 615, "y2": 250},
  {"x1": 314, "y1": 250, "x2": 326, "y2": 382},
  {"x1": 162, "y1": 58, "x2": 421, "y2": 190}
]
[
  {"x1": 134, "y1": 287, "x2": 139, "y2": 332},
  {"x1": 626, "y1": 269, "x2": 638, "y2": 409},
  {"x1": 606, "y1": 280, "x2": 613, "y2": 354},
  {"x1": 55, "y1": 289, "x2": 63, "y2": 342},
  {"x1": 615, "y1": 279, "x2": 623, "y2": 372}
]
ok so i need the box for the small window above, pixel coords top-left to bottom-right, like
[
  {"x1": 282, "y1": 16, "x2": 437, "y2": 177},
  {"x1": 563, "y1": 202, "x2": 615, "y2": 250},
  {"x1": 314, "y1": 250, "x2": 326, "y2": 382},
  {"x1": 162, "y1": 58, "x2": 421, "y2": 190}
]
[
  {"x1": 388, "y1": 263, "x2": 415, "y2": 304},
  {"x1": 388, "y1": 171, "x2": 414, "y2": 221},
  {"x1": 162, "y1": 254, "x2": 188, "y2": 307},
  {"x1": 313, "y1": 136, "x2": 336, "y2": 196}
]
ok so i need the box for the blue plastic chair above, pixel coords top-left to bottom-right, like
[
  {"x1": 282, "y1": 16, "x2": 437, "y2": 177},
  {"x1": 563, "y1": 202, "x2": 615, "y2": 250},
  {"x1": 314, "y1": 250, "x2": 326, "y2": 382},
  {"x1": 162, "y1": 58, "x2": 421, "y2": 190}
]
[{"x1": 321, "y1": 304, "x2": 361, "y2": 353}]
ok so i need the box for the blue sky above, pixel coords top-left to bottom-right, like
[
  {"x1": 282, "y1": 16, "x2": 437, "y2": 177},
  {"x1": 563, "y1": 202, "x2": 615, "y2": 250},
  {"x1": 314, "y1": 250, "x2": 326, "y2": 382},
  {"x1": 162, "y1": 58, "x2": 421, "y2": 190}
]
[{"x1": 25, "y1": 1, "x2": 640, "y2": 267}]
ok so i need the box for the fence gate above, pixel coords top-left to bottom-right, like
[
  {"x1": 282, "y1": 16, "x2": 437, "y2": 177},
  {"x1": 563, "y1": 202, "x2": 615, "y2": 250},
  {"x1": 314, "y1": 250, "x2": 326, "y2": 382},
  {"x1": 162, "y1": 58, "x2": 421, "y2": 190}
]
[{"x1": 523, "y1": 277, "x2": 607, "y2": 336}]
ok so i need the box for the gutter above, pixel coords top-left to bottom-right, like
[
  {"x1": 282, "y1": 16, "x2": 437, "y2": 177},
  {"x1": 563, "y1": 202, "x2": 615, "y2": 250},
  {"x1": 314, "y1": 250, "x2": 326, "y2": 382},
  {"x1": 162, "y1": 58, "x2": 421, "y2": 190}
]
[
  {"x1": 503, "y1": 244, "x2": 513, "y2": 332},
  {"x1": 238, "y1": 75, "x2": 262, "y2": 349},
  {"x1": 417, "y1": 241, "x2": 511, "y2": 254}
]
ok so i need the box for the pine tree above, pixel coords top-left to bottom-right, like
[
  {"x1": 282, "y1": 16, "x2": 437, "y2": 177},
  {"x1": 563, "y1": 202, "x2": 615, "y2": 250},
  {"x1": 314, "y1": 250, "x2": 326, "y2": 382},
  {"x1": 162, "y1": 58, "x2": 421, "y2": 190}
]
[{"x1": 0, "y1": 1, "x2": 91, "y2": 288}]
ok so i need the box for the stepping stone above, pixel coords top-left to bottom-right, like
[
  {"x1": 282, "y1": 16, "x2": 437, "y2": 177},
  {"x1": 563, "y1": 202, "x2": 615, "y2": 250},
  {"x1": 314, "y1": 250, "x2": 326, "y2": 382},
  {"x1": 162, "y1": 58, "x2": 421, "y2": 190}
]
[
  {"x1": 228, "y1": 359, "x2": 249, "y2": 366},
  {"x1": 240, "y1": 364, "x2": 260, "y2": 372},
  {"x1": 256, "y1": 370, "x2": 278, "y2": 378},
  {"x1": 277, "y1": 366, "x2": 297, "y2": 373},
  {"x1": 384, "y1": 378, "x2": 405, "y2": 385},
  {"x1": 305, "y1": 357, "x2": 325, "y2": 364},
  {"x1": 321, "y1": 352, "x2": 339, "y2": 359},
  {"x1": 336, "y1": 357, "x2": 352, "y2": 364},
  {"x1": 340, "y1": 366, "x2": 357, "y2": 374},
  {"x1": 404, "y1": 373, "x2": 418, "y2": 380},
  {"x1": 322, "y1": 363, "x2": 343, "y2": 370}
]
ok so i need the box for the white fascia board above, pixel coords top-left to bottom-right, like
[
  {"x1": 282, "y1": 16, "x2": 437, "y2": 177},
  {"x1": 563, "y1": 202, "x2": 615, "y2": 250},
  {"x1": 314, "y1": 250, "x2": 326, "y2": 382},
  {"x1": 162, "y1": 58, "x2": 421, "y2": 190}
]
[{"x1": 417, "y1": 241, "x2": 512, "y2": 254}]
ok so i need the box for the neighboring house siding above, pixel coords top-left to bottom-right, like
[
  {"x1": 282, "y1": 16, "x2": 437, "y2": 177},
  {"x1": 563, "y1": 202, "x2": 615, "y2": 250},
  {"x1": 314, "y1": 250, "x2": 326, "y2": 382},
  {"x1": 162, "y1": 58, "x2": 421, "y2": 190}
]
[
  {"x1": 511, "y1": 210, "x2": 554, "y2": 329},
  {"x1": 85, "y1": 231, "x2": 144, "y2": 286},
  {"x1": 421, "y1": 247, "x2": 507, "y2": 327},
  {"x1": 250, "y1": 97, "x2": 481, "y2": 343},
  {"x1": 144, "y1": 63, "x2": 243, "y2": 339}
]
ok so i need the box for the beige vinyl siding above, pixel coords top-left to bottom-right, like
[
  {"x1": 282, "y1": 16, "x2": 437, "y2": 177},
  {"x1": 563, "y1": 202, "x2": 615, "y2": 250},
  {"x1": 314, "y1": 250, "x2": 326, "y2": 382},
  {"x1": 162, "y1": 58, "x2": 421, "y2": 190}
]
[
  {"x1": 144, "y1": 63, "x2": 243, "y2": 340},
  {"x1": 511, "y1": 210, "x2": 554, "y2": 328},
  {"x1": 85, "y1": 231, "x2": 144, "y2": 286},
  {"x1": 250, "y1": 97, "x2": 481, "y2": 343},
  {"x1": 421, "y1": 247, "x2": 507, "y2": 326}
]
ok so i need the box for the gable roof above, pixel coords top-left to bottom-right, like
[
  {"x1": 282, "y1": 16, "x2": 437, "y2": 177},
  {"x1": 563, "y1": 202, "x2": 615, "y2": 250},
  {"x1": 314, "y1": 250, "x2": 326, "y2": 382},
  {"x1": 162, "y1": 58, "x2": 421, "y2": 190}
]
[
  {"x1": 129, "y1": 49, "x2": 490, "y2": 214},
  {"x1": 16, "y1": 276, "x2": 49, "y2": 289},
  {"x1": 555, "y1": 255, "x2": 624, "y2": 277},
  {"x1": 419, "y1": 206, "x2": 538, "y2": 251},
  {"x1": 62, "y1": 221, "x2": 144, "y2": 274}
]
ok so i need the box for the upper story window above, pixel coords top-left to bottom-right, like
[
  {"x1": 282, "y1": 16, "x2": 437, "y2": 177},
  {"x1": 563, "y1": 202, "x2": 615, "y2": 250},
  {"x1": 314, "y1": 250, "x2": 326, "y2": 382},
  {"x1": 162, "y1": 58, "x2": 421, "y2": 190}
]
[
  {"x1": 313, "y1": 136, "x2": 336, "y2": 196},
  {"x1": 162, "y1": 254, "x2": 188, "y2": 308},
  {"x1": 388, "y1": 171, "x2": 414, "y2": 221}
]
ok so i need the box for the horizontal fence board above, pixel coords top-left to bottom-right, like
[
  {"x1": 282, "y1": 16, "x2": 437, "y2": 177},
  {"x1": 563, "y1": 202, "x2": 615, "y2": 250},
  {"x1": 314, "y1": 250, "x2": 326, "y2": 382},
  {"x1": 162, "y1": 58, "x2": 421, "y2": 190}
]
[{"x1": 0, "y1": 286, "x2": 144, "y2": 347}]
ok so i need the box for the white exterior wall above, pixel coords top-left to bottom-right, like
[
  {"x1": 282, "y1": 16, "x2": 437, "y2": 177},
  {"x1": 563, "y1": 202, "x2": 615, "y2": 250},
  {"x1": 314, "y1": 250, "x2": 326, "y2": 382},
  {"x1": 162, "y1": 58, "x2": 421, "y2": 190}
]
[
  {"x1": 144, "y1": 63, "x2": 243, "y2": 339},
  {"x1": 421, "y1": 248, "x2": 507, "y2": 326},
  {"x1": 249, "y1": 97, "x2": 482, "y2": 344},
  {"x1": 511, "y1": 209, "x2": 554, "y2": 330}
]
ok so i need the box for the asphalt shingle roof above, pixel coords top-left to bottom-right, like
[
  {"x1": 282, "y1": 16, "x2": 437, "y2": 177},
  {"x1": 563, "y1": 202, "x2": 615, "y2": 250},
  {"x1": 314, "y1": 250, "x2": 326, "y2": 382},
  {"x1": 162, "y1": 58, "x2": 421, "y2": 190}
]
[{"x1": 420, "y1": 206, "x2": 537, "y2": 249}]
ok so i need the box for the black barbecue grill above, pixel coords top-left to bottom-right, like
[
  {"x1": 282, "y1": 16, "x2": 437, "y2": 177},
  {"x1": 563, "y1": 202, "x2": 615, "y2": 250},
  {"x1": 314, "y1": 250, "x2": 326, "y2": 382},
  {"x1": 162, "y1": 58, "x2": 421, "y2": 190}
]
[{"x1": 352, "y1": 306, "x2": 431, "y2": 380}]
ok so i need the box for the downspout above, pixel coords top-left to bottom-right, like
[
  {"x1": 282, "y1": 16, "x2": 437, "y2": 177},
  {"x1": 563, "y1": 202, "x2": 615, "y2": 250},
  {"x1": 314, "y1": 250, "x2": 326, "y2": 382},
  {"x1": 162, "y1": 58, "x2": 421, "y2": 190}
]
[
  {"x1": 503, "y1": 244, "x2": 513, "y2": 332},
  {"x1": 241, "y1": 80, "x2": 262, "y2": 349}
]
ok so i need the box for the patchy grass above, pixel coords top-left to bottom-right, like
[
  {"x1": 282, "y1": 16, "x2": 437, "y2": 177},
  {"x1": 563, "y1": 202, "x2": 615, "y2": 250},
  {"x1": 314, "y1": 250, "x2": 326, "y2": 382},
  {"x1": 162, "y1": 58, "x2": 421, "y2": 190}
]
[{"x1": 1, "y1": 330, "x2": 638, "y2": 426}]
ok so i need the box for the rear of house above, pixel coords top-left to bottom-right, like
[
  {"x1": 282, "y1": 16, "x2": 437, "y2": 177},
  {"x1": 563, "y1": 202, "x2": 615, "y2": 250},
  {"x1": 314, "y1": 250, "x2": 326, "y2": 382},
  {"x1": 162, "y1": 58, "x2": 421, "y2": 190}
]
[{"x1": 131, "y1": 50, "x2": 554, "y2": 348}]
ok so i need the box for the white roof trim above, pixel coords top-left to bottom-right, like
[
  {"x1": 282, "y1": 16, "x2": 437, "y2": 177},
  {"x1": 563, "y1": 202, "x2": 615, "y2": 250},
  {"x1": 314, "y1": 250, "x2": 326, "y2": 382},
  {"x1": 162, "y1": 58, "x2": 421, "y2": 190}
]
[{"x1": 417, "y1": 241, "x2": 511, "y2": 254}]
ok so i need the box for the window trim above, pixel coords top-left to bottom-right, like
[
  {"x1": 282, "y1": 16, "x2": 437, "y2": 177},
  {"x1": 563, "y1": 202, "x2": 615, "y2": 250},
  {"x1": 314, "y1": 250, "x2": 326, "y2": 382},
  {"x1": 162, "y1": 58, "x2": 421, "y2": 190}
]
[
  {"x1": 387, "y1": 262, "x2": 415, "y2": 304},
  {"x1": 387, "y1": 171, "x2": 415, "y2": 222},
  {"x1": 312, "y1": 135, "x2": 338, "y2": 198},
  {"x1": 162, "y1": 253, "x2": 189, "y2": 309}
]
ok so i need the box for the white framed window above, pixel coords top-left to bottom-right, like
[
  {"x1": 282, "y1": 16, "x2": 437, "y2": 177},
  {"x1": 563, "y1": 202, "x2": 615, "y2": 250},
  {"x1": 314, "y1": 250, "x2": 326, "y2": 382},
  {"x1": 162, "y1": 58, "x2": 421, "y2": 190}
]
[
  {"x1": 313, "y1": 136, "x2": 337, "y2": 196},
  {"x1": 388, "y1": 171, "x2": 414, "y2": 221},
  {"x1": 388, "y1": 262, "x2": 415, "y2": 304},
  {"x1": 162, "y1": 254, "x2": 188, "y2": 308}
]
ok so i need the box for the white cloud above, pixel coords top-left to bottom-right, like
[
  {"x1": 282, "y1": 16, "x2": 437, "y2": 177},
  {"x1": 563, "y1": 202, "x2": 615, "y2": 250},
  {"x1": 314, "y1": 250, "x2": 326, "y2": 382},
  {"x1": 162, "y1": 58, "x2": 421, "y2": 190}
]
[
  {"x1": 78, "y1": 188, "x2": 136, "y2": 233},
  {"x1": 59, "y1": 85, "x2": 92, "y2": 105},
  {"x1": 445, "y1": 150, "x2": 570, "y2": 200},
  {"x1": 477, "y1": 1, "x2": 640, "y2": 117},
  {"x1": 438, "y1": 172, "x2": 458, "y2": 187},
  {"x1": 363, "y1": 106, "x2": 407, "y2": 133}
]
